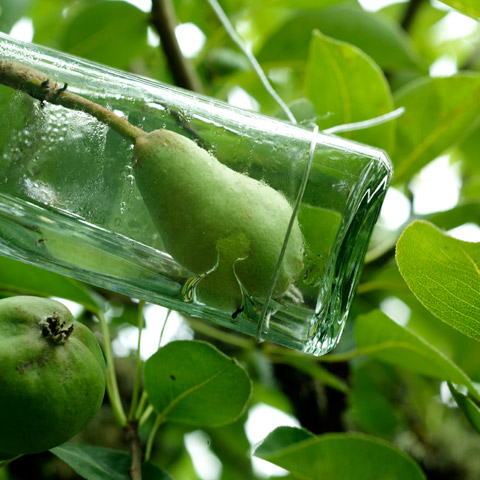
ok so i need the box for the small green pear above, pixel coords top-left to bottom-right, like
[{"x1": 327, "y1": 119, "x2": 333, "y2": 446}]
[{"x1": 132, "y1": 129, "x2": 304, "y2": 310}]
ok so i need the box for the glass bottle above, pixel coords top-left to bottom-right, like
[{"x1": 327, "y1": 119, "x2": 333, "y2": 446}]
[{"x1": 0, "y1": 33, "x2": 392, "y2": 355}]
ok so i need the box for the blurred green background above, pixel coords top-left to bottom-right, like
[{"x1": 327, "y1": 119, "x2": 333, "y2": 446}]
[{"x1": 0, "y1": 0, "x2": 480, "y2": 479}]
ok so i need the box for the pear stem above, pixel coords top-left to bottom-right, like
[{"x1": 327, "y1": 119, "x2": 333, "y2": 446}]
[{"x1": 0, "y1": 59, "x2": 145, "y2": 143}]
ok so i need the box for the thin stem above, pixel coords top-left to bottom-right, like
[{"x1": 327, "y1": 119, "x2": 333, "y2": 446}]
[
  {"x1": 0, "y1": 60, "x2": 145, "y2": 142},
  {"x1": 158, "y1": 308, "x2": 171, "y2": 348},
  {"x1": 97, "y1": 310, "x2": 127, "y2": 427},
  {"x1": 206, "y1": 0, "x2": 296, "y2": 124},
  {"x1": 187, "y1": 316, "x2": 254, "y2": 349},
  {"x1": 125, "y1": 421, "x2": 143, "y2": 480},
  {"x1": 0, "y1": 455, "x2": 23, "y2": 467},
  {"x1": 139, "y1": 404, "x2": 155, "y2": 427},
  {"x1": 133, "y1": 308, "x2": 172, "y2": 423},
  {"x1": 150, "y1": 0, "x2": 203, "y2": 93},
  {"x1": 135, "y1": 391, "x2": 149, "y2": 421},
  {"x1": 304, "y1": 344, "x2": 415, "y2": 363},
  {"x1": 129, "y1": 300, "x2": 146, "y2": 421},
  {"x1": 263, "y1": 343, "x2": 389, "y2": 363},
  {"x1": 145, "y1": 415, "x2": 165, "y2": 462}
]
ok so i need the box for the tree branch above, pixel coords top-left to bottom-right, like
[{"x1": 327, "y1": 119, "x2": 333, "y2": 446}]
[
  {"x1": 0, "y1": 60, "x2": 145, "y2": 143},
  {"x1": 125, "y1": 421, "x2": 143, "y2": 480},
  {"x1": 150, "y1": 0, "x2": 203, "y2": 93}
]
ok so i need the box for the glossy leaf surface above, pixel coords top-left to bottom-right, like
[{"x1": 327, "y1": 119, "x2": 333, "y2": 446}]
[
  {"x1": 254, "y1": 427, "x2": 426, "y2": 479},
  {"x1": 144, "y1": 340, "x2": 252, "y2": 426},
  {"x1": 306, "y1": 31, "x2": 394, "y2": 151},
  {"x1": 396, "y1": 220, "x2": 480, "y2": 341}
]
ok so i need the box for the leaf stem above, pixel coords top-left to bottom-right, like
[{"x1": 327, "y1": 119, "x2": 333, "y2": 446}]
[
  {"x1": 135, "y1": 391, "x2": 149, "y2": 421},
  {"x1": 145, "y1": 415, "x2": 165, "y2": 462},
  {"x1": 187, "y1": 316, "x2": 255, "y2": 349},
  {"x1": 139, "y1": 404, "x2": 155, "y2": 427},
  {"x1": 0, "y1": 455, "x2": 23, "y2": 467},
  {"x1": 0, "y1": 60, "x2": 145, "y2": 143},
  {"x1": 129, "y1": 300, "x2": 146, "y2": 421},
  {"x1": 158, "y1": 308, "x2": 171, "y2": 348},
  {"x1": 97, "y1": 310, "x2": 127, "y2": 427}
]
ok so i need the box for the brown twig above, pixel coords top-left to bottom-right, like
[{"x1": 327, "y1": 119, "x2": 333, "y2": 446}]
[
  {"x1": 150, "y1": 0, "x2": 203, "y2": 93},
  {"x1": 125, "y1": 421, "x2": 143, "y2": 480},
  {"x1": 0, "y1": 60, "x2": 145, "y2": 143}
]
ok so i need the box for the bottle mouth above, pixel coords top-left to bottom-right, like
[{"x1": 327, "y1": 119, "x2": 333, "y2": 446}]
[{"x1": 306, "y1": 159, "x2": 392, "y2": 356}]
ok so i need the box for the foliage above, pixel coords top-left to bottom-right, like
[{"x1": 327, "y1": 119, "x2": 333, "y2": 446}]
[
  {"x1": 396, "y1": 220, "x2": 480, "y2": 340},
  {"x1": 0, "y1": 0, "x2": 480, "y2": 479},
  {"x1": 254, "y1": 427, "x2": 427, "y2": 479},
  {"x1": 50, "y1": 444, "x2": 172, "y2": 480}
]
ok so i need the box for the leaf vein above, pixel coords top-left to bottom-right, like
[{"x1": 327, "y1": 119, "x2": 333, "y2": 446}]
[
  {"x1": 417, "y1": 271, "x2": 480, "y2": 320},
  {"x1": 396, "y1": 83, "x2": 480, "y2": 179},
  {"x1": 159, "y1": 362, "x2": 232, "y2": 419}
]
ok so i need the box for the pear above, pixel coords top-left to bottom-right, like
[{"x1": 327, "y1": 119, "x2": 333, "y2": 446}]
[{"x1": 132, "y1": 129, "x2": 304, "y2": 310}]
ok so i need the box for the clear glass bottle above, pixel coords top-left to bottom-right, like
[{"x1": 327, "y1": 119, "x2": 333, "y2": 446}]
[{"x1": 0, "y1": 33, "x2": 392, "y2": 355}]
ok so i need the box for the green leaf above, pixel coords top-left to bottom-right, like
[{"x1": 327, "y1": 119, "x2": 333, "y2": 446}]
[
  {"x1": 255, "y1": 427, "x2": 314, "y2": 457},
  {"x1": 438, "y1": 0, "x2": 480, "y2": 19},
  {"x1": 276, "y1": 98, "x2": 318, "y2": 124},
  {"x1": 0, "y1": 0, "x2": 33, "y2": 33},
  {"x1": 272, "y1": 354, "x2": 349, "y2": 393},
  {"x1": 349, "y1": 360, "x2": 404, "y2": 436},
  {"x1": 392, "y1": 74, "x2": 480, "y2": 184},
  {"x1": 305, "y1": 30, "x2": 394, "y2": 152},
  {"x1": 459, "y1": 123, "x2": 480, "y2": 171},
  {"x1": 205, "y1": 419, "x2": 255, "y2": 479},
  {"x1": 448, "y1": 382, "x2": 480, "y2": 434},
  {"x1": 254, "y1": 427, "x2": 426, "y2": 480},
  {"x1": 257, "y1": 5, "x2": 422, "y2": 71},
  {"x1": 144, "y1": 340, "x2": 252, "y2": 426},
  {"x1": 379, "y1": 1, "x2": 449, "y2": 69},
  {"x1": 355, "y1": 309, "x2": 480, "y2": 402},
  {"x1": 298, "y1": 203, "x2": 342, "y2": 285},
  {"x1": 357, "y1": 263, "x2": 411, "y2": 295},
  {"x1": 51, "y1": 443, "x2": 172, "y2": 480},
  {"x1": 263, "y1": 0, "x2": 357, "y2": 8},
  {"x1": 29, "y1": 0, "x2": 76, "y2": 46},
  {"x1": 0, "y1": 255, "x2": 102, "y2": 313},
  {"x1": 205, "y1": 48, "x2": 250, "y2": 77},
  {"x1": 396, "y1": 220, "x2": 480, "y2": 341},
  {"x1": 398, "y1": 291, "x2": 480, "y2": 381},
  {"x1": 60, "y1": 1, "x2": 148, "y2": 69},
  {"x1": 424, "y1": 202, "x2": 480, "y2": 231}
]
